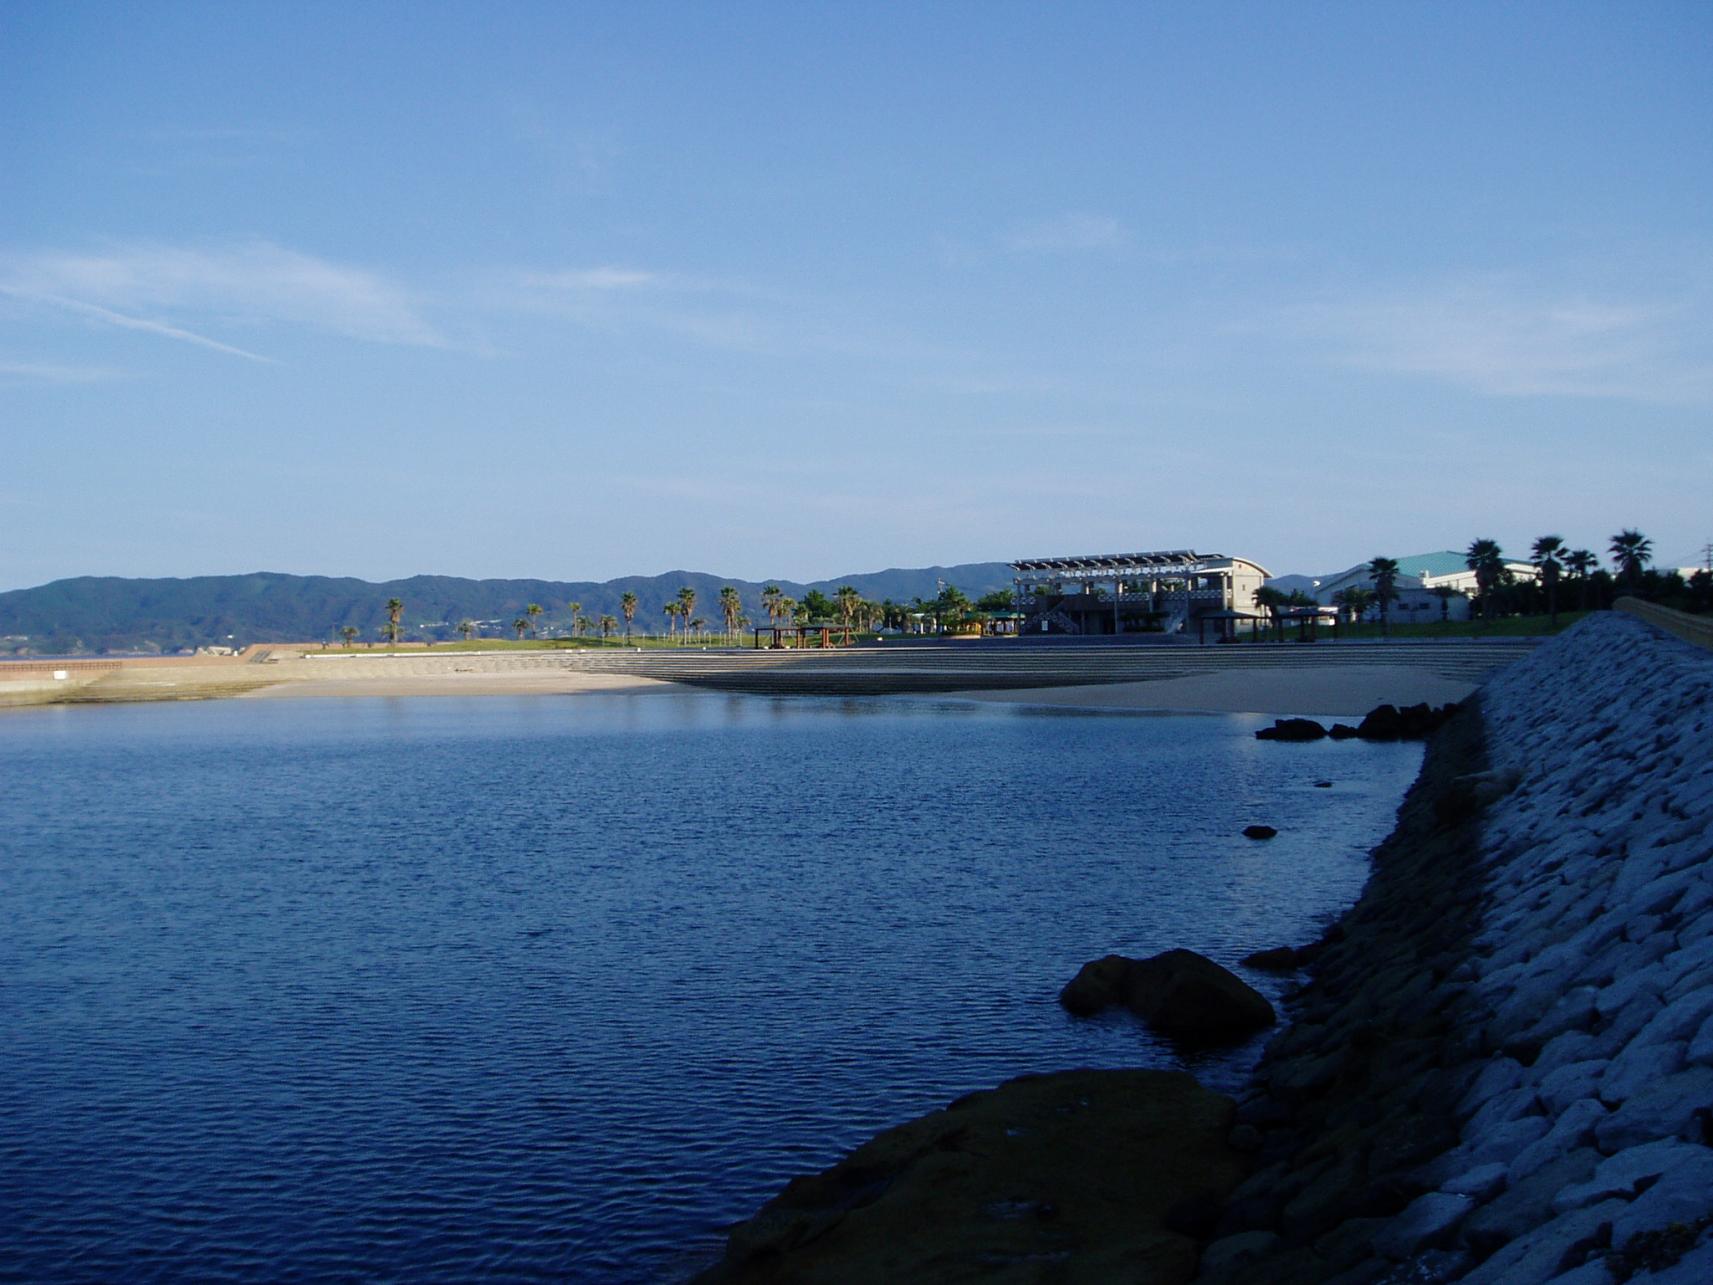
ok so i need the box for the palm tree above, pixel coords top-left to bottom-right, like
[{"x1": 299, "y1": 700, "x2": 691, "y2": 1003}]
[
  {"x1": 836, "y1": 584, "x2": 860, "y2": 635},
  {"x1": 567, "y1": 601, "x2": 582, "y2": 638},
  {"x1": 1333, "y1": 586, "x2": 1374, "y2": 627},
  {"x1": 937, "y1": 584, "x2": 972, "y2": 633},
  {"x1": 1609, "y1": 529, "x2": 1652, "y2": 594},
  {"x1": 1531, "y1": 536, "x2": 1566, "y2": 624},
  {"x1": 662, "y1": 601, "x2": 678, "y2": 641},
  {"x1": 385, "y1": 598, "x2": 404, "y2": 645},
  {"x1": 457, "y1": 619, "x2": 475, "y2": 642},
  {"x1": 1466, "y1": 539, "x2": 1505, "y2": 622},
  {"x1": 1430, "y1": 585, "x2": 1463, "y2": 622},
  {"x1": 1565, "y1": 549, "x2": 1598, "y2": 611},
  {"x1": 512, "y1": 617, "x2": 528, "y2": 640},
  {"x1": 677, "y1": 586, "x2": 697, "y2": 635},
  {"x1": 1368, "y1": 557, "x2": 1400, "y2": 636},
  {"x1": 619, "y1": 592, "x2": 637, "y2": 640},
  {"x1": 761, "y1": 584, "x2": 782, "y2": 629},
  {"x1": 598, "y1": 614, "x2": 617, "y2": 639},
  {"x1": 340, "y1": 625, "x2": 359, "y2": 647},
  {"x1": 719, "y1": 586, "x2": 742, "y2": 644},
  {"x1": 526, "y1": 602, "x2": 543, "y2": 637},
  {"x1": 1252, "y1": 585, "x2": 1286, "y2": 636}
]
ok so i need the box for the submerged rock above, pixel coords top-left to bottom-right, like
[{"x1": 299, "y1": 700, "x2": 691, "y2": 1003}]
[
  {"x1": 1242, "y1": 825, "x2": 1278, "y2": 840},
  {"x1": 1060, "y1": 948, "x2": 1276, "y2": 1040},
  {"x1": 693, "y1": 1068, "x2": 1247, "y2": 1284}
]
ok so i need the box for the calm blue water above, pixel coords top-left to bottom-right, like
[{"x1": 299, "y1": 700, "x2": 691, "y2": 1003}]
[{"x1": 0, "y1": 692, "x2": 1422, "y2": 1282}]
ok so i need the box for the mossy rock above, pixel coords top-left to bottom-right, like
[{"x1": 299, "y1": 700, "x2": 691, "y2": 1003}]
[{"x1": 697, "y1": 1069, "x2": 1247, "y2": 1284}]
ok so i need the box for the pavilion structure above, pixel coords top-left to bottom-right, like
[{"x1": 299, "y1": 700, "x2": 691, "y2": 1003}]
[
  {"x1": 1011, "y1": 549, "x2": 1271, "y2": 637},
  {"x1": 751, "y1": 623, "x2": 853, "y2": 649}
]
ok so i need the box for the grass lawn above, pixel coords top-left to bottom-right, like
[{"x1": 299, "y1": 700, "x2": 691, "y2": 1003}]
[{"x1": 1332, "y1": 611, "x2": 1591, "y2": 640}]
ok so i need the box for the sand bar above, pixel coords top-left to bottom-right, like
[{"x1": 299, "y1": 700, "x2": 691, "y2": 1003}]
[
  {"x1": 246, "y1": 669, "x2": 666, "y2": 699},
  {"x1": 939, "y1": 664, "x2": 1478, "y2": 717}
]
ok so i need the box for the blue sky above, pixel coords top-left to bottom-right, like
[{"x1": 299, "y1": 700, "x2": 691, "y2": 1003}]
[{"x1": 3, "y1": 1, "x2": 1710, "y2": 590}]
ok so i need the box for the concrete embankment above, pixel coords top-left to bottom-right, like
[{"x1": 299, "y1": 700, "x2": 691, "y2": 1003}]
[{"x1": 1203, "y1": 610, "x2": 1713, "y2": 1284}]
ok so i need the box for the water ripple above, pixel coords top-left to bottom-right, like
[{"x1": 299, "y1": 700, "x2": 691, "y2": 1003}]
[{"x1": 0, "y1": 693, "x2": 1420, "y2": 1282}]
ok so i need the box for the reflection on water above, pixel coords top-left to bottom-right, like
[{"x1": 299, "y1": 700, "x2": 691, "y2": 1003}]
[{"x1": 0, "y1": 692, "x2": 1420, "y2": 1282}]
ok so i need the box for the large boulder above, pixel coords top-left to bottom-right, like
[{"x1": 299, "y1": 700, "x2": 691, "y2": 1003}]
[
  {"x1": 1355, "y1": 702, "x2": 1460, "y2": 741},
  {"x1": 1060, "y1": 949, "x2": 1276, "y2": 1040},
  {"x1": 1355, "y1": 704, "x2": 1405, "y2": 739},
  {"x1": 1255, "y1": 718, "x2": 1328, "y2": 742},
  {"x1": 1058, "y1": 953, "x2": 1133, "y2": 1016},
  {"x1": 695, "y1": 1068, "x2": 1248, "y2": 1285}
]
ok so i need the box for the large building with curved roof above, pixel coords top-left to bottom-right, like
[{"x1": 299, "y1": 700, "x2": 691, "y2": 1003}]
[{"x1": 1009, "y1": 549, "x2": 1270, "y2": 636}]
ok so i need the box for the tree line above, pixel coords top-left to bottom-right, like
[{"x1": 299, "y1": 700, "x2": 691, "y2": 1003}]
[
  {"x1": 1297, "y1": 529, "x2": 1705, "y2": 635},
  {"x1": 340, "y1": 582, "x2": 1021, "y2": 647}
]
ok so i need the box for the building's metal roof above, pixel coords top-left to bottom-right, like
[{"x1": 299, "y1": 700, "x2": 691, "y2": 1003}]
[
  {"x1": 1394, "y1": 551, "x2": 1478, "y2": 579},
  {"x1": 1011, "y1": 550, "x2": 1211, "y2": 573},
  {"x1": 1011, "y1": 550, "x2": 1271, "y2": 579}
]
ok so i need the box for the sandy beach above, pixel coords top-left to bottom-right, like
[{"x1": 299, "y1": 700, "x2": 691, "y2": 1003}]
[
  {"x1": 1, "y1": 648, "x2": 1490, "y2": 711},
  {"x1": 0, "y1": 649, "x2": 668, "y2": 707},
  {"x1": 245, "y1": 669, "x2": 667, "y2": 700}
]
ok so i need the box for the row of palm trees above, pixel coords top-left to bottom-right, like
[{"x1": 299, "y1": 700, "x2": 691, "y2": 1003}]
[
  {"x1": 1464, "y1": 529, "x2": 1652, "y2": 624},
  {"x1": 1342, "y1": 530, "x2": 1656, "y2": 632}
]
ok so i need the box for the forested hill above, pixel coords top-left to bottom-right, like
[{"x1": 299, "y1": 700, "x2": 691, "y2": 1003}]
[{"x1": 0, "y1": 564, "x2": 1016, "y2": 654}]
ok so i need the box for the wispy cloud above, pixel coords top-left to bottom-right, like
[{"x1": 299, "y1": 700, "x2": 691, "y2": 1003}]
[
  {"x1": 503, "y1": 263, "x2": 771, "y2": 352},
  {"x1": 7, "y1": 291, "x2": 276, "y2": 363},
  {"x1": 0, "y1": 358, "x2": 128, "y2": 384},
  {"x1": 525, "y1": 266, "x2": 662, "y2": 291},
  {"x1": 0, "y1": 240, "x2": 444, "y2": 359},
  {"x1": 1004, "y1": 212, "x2": 1130, "y2": 254},
  {"x1": 1282, "y1": 274, "x2": 1713, "y2": 404}
]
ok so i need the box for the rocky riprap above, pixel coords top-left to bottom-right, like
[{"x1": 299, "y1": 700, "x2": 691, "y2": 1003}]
[{"x1": 1202, "y1": 612, "x2": 1713, "y2": 1285}]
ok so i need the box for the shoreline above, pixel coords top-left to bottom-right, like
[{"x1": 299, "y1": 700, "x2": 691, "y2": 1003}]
[
  {"x1": 696, "y1": 611, "x2": 1713, "y2": 1283},
  {"x1": 929, "y1": 664, "x2": 1477, "y2": 717}
]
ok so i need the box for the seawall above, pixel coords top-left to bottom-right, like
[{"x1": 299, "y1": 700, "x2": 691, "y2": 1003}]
[
  {"x1": 694, "y1": 610, "x2": 1711, "y2": 1283},
  {"x1": 1203, "y1": 610, "x2": 1713, "y2": 1283}
]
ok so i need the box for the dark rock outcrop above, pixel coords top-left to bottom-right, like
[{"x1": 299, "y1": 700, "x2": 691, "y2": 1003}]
[
  {"x1": 1242, "y1": 824, "x2": 1278, "y2": 840},
  {"x1": 1241, "y1": 947, "x2": 1302, "y2": 973},
  {"x1": 693, "y1": 1069, "x2": 1248, "y2": 1285},
  {"x1": 1355, "y1": 701, "x2": 1460, "y2": 741},
  {"x1": 1258, "y1": 703, "x2": 1461, "y2": 744},
  {"x1": 1060, "y1": 949, "x2": 1277, "y2": 1040},
  {"x1": 1255, "y1": 718, "x2": 1328, "y2": 741}
]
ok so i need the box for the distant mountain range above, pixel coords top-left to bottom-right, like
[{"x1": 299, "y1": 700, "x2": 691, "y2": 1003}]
[{"x1": 0, "y1": 564, "x2": 1017, "y2": 654}]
